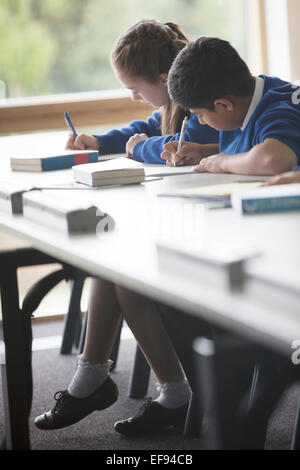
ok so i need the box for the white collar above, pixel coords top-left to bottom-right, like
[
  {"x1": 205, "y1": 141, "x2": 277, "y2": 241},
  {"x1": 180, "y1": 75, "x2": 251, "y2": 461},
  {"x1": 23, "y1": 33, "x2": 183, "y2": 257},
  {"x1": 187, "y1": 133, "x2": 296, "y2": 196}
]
[{"x1": 240, "y1": 76, "x2": 264, "y2": 131}]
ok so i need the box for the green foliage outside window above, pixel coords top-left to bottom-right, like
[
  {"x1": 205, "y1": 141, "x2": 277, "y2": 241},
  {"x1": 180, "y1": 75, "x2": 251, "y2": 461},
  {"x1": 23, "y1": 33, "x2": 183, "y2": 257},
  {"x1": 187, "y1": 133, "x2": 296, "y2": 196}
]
[{"x1": 0, "y1": 0, "x2": 247, "y2": 98}]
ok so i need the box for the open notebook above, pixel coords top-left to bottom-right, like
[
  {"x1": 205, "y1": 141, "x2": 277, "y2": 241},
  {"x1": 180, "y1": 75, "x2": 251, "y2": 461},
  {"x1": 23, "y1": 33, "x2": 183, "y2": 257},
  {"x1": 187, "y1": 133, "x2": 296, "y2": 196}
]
[
  {"x1": 98, "y1": 153, "x2": 127, "y2": 161},
  {"x1": 158, "y1": 181, "x2": 264, "y2": 200}
]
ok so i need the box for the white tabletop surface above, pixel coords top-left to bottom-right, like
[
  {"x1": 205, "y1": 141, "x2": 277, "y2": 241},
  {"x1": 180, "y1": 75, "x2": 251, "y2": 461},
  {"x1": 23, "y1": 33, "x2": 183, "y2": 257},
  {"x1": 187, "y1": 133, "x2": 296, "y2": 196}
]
[{"x1": 0, "y1": 132, "x2": 300, "y2": 356}]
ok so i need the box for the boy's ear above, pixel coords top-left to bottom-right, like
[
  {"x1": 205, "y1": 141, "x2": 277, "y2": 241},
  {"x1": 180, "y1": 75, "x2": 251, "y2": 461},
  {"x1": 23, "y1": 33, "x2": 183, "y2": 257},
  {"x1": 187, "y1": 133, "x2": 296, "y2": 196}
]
[
  {"x1": 158, "y1": 73, "x2": 168, "y2": 85},
  {"x1": 214, "y1": 98, "x2": 234, "y2": 111}
]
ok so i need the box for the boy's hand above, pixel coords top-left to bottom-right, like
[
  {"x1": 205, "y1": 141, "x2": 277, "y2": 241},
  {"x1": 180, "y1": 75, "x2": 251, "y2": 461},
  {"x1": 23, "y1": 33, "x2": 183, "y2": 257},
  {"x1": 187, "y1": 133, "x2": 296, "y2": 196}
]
[
  {"x1": 261, "y1": 170, "x2": 300, "y2": 186},
  {"x1": 193, "y1": 154, "x2": 226, "y2": 173},
  {"x1": 161, "y1": 141, "x2": 207, "y2": 167},
  {"x1": 65, "y1": 133, "x2": 100, "y2": 151},
  {"x1": 126, "y1": 133, "x2": 148, "y2": 157}
]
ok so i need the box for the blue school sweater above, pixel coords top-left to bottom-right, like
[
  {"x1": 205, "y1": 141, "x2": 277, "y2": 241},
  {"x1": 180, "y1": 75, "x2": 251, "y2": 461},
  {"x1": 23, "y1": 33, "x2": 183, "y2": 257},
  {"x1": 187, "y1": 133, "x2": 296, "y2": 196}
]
[
  {"x1": 220, "y1": 75, "x2": 300, "y2": 164},
  {"x1": 93, "y1": 111, "x2": 219, "y2": 164}
]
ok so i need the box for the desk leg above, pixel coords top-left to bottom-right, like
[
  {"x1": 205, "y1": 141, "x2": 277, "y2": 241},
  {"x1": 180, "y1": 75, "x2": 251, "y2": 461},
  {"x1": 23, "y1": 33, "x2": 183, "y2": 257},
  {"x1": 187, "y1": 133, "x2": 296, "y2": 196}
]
[
  {"x1": 240, "y1": 359, "x2": 297, "y2": 449},
  {"x1": 193, "y1": 335, "x2": 258, "y2": 449},
  {"x1": 60, "y1": 278, "x2": 84, "y2": 354},
  {"x1": 194, "y1": 335, "x2": 297, "y2": 450},
  {"x1": 1, "y1": 267, "x2": 32, "y2": 450},
  {"x1": 291, "y1": 400, "x2": 300, "y2": 450}
]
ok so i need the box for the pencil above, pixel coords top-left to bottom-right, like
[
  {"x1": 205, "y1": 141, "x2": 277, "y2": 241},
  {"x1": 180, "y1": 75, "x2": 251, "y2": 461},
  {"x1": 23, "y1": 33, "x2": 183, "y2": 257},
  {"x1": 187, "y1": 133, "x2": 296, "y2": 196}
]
[
  {"x1": 174, "y1": 116, "x2": 188, "y2": 167},
  {"x1": 64, "y1": 112, "x2": 77, "y2": 138}
]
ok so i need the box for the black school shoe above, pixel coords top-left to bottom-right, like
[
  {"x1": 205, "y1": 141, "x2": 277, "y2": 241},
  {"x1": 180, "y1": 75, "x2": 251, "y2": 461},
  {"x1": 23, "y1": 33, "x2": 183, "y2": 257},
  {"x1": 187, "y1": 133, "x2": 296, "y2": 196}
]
[
  {"x1": 114, "y1": 398, "x2": 188, "y2": 437},
  {"x1": 34, "y1": 376, "x2": 118, "y2": 430}
]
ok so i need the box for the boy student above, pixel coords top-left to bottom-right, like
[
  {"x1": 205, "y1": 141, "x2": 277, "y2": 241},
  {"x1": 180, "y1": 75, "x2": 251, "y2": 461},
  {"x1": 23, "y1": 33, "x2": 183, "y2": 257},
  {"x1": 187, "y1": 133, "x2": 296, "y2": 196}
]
[{"x1": 162, "y1": 37, "x2": 300, "y2": 174}]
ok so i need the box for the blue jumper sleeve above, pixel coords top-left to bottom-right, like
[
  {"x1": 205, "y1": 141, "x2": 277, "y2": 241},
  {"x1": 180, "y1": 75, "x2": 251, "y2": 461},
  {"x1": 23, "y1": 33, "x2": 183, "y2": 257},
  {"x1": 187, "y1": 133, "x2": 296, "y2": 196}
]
[
  {"x1": 254, "y1": 108, "x2": 300, "y2": 165},
  {"x1": 93, "y1": 111, "x2": 219, "y2": 164},
  {"x1": 132, "y1": 114, "x2": 219, "y2": 163},
  {"x1": 92, "y1": 110, "x2": 161, "y2": 155}
]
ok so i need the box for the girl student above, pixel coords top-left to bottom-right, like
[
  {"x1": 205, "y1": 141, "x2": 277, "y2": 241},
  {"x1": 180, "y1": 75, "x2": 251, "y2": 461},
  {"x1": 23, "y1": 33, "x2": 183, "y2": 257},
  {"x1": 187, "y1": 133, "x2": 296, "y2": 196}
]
[
  {"x1": 34, "y1": 19, "x2": 218, "y2": 437},
  {"x1": 65, "y1": 20, "x2": 219, "y2": 164}
]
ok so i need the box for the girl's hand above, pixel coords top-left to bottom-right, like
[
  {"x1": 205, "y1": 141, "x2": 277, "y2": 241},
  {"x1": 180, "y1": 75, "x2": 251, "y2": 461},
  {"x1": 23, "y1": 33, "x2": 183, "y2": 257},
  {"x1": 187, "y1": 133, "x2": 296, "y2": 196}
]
[
  {"x1": 126, "y1": 133, "x2": 148, "y2": 157},
  {"x1": 65, "y1": 133, "x2": 100, "y2": 151}
]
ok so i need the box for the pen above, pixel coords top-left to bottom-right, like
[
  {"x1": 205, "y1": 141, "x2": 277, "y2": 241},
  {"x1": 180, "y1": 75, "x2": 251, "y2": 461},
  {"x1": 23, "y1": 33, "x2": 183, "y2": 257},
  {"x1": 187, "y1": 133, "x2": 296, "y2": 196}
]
[
  {"x1": 64, "y1": 111, "x2": 77, "y2": 138},
  {"x1": 174, "y1": 116, "x2": 188, "y2": 167}
]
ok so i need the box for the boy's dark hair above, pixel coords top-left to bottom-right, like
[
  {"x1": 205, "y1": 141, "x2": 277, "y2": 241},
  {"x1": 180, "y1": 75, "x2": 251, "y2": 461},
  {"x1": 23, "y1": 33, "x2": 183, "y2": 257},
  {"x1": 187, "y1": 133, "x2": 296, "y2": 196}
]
[{"x1": 168, "y1": 37, "x2": 255, "y2": 110}]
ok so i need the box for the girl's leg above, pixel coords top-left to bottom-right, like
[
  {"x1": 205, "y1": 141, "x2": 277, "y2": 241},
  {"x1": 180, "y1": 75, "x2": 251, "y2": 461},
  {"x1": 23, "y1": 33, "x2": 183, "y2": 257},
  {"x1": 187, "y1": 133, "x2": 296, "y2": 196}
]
[
  {"x1": 82, "y1": 277, "x2": 122, "y2": 363},
  {"x1": 114, "y1": 284, "x2": 184, "y2": 384},
  {"x1": 113, "y1": 285, "x2": 191, "y2": 436},
  {"x1": 66, "y1": 277, "x2": 122, "y2": 398},
  {"x1": 34, "y1": 277, "x2": 122, "y2": 430}
]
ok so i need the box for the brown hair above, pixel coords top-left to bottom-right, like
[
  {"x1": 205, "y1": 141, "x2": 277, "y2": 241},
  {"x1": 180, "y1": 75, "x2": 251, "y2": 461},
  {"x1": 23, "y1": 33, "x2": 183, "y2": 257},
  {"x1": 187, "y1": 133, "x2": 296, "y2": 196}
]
[{"x1": 111, "y1": 19, "x2": 190, "y2": 135}]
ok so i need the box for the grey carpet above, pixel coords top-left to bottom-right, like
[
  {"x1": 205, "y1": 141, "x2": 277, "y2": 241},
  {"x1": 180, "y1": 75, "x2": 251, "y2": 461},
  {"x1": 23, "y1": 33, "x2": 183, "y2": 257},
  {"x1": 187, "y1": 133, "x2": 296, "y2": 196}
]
[{"x1": 0, "y1": 320, "x2": 299, "y2": 450}]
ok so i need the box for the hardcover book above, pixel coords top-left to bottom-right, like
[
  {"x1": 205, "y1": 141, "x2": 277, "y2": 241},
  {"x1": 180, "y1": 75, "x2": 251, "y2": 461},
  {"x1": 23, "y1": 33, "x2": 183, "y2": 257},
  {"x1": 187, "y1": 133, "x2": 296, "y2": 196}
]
[
  {"x1": 10, "y1": 150, "x2": 99, "y2": 171},
  {"x1": 231, "y1": 183, "x2": 300, "y2": 214},
  {"x1": 73, "y1": 157, "x2": 145, "y2": 187}
]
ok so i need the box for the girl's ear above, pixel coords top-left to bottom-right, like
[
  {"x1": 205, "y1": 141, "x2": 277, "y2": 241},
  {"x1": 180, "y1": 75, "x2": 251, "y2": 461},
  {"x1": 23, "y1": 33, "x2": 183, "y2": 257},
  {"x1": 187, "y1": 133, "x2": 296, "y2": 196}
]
[{"x1": 158, "y1": 73, "x2": 168, "y2": 86}]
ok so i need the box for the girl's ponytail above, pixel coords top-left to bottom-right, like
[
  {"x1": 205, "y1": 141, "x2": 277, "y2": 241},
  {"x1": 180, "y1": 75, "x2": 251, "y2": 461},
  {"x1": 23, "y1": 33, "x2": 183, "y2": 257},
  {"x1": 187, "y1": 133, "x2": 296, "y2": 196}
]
[{"x1": 111, "y1": 19, "x2": 190, "y2": 135}]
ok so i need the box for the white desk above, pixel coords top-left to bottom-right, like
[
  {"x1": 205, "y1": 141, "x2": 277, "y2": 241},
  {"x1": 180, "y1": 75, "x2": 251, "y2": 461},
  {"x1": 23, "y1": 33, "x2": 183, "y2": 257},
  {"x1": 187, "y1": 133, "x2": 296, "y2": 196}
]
[
  {"x1": 0, "y1": 143, "x2": 299, "y2": 357},
  {"x1": 1, "y1": 133, "x2": 300, "y2": 450}
]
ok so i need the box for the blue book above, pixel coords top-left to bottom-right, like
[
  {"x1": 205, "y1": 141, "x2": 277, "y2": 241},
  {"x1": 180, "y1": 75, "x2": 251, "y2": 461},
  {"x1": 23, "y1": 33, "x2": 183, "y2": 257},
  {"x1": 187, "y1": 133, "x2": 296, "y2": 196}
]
[
  {"x1": 231, "y1": 183, "x2": 300, "y2": 214},
  {"x1": 10, "y1": 150, "x2": 99, "y2": 171}
]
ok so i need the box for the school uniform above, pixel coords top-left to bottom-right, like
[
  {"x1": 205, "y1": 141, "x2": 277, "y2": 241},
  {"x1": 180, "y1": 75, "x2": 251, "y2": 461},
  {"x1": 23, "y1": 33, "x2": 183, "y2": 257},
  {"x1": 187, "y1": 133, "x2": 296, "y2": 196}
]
[
  {"x1": 93, "y1": 111, "x2": 219, "y2": 164},
  {"x1": 220, "y1": 75, "x2": 300, "y2": 164}
]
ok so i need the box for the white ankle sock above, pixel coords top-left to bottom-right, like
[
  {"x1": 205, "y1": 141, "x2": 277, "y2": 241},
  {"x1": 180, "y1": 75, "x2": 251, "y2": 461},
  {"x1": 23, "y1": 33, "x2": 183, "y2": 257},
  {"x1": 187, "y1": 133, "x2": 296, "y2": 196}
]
[
  {"x1": 154, "y1": 379, "x2": 191, "y2": 409},
  {"x1": 67, "y1": 355, "x2": 112, "y2": 398}
]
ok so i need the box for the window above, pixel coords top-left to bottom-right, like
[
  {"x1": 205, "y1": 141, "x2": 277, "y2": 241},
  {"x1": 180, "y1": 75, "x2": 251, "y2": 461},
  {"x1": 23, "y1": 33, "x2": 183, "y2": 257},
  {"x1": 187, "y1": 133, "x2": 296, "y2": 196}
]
[{"x1": 0, "y1": 0, "x2": 248, "y2": 100}]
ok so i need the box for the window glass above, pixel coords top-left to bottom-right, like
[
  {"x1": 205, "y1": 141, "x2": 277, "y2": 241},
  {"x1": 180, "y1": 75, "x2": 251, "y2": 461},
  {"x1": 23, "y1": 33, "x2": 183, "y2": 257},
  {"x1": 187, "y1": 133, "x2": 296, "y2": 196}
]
[{"x1": 0, "y1": 0, "x2": 248, "y2": 99}]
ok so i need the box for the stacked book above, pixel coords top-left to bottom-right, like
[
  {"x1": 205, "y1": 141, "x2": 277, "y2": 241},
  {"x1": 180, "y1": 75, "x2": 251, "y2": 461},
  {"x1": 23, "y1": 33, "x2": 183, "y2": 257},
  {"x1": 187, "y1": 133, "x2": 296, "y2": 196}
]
[
  {"x1": 10, "y1": 150, "x2": 99, "y2": 171},
  {"x1": 73, "y1": 157, "x2": 145, "y2": 187}
]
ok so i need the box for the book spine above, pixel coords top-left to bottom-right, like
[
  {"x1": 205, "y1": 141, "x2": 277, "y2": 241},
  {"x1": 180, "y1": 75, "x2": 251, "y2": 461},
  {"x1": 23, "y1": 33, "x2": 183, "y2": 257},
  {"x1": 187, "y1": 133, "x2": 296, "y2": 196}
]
[
  {"x1": 241, "y1": 195, "x2": 300, "y2": 213},
  {"x1": 41, "y1": 152, "x2": 98, "y2": 171}
]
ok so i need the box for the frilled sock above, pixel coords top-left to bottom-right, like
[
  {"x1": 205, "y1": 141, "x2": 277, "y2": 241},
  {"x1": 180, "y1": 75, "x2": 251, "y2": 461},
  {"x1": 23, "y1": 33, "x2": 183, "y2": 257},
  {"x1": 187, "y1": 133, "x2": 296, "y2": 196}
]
[
  {"x1": 67, "y1": 354, "x2": 112, "y2": 399},
  {"x1": 154, "y1": 379, "x2": 191, "y2": 409}
]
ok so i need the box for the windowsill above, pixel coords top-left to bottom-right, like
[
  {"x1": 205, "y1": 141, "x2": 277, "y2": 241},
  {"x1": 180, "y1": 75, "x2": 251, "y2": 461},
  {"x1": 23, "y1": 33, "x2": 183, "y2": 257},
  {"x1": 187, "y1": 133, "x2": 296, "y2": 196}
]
[
  {"x1": 0, "y1": 89, "x2": 153, "y2": 135},
  {"x1": 0, "y1": 88, "x2": 132, "y2": 107}
]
